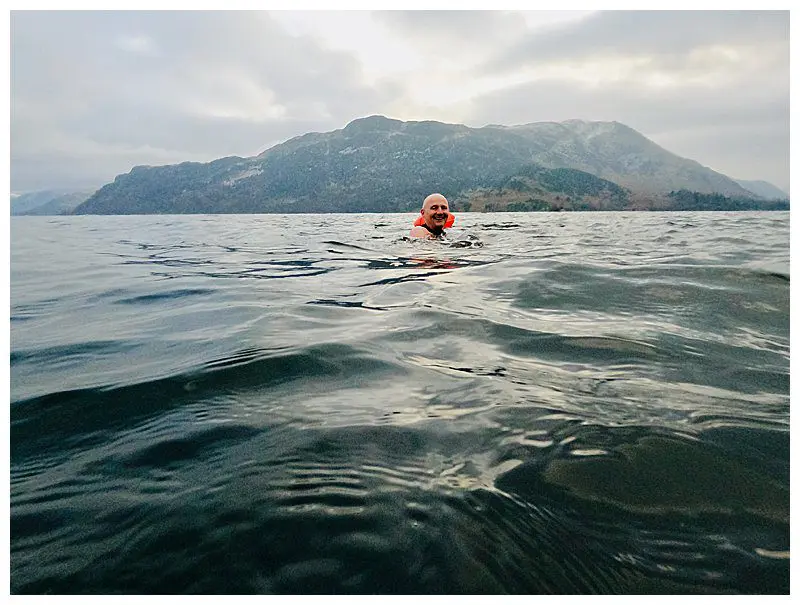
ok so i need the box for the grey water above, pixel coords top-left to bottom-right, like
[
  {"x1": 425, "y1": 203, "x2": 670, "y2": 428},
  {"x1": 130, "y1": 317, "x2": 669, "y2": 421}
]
[{"x1": 10, "y1": 211, "x2": 789, "y2": 594}]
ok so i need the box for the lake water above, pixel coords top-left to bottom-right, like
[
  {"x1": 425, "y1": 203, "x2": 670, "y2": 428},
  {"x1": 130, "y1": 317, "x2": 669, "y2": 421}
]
[{"x1": 10, "y1": 211, "x2": 790, "y2": 594}]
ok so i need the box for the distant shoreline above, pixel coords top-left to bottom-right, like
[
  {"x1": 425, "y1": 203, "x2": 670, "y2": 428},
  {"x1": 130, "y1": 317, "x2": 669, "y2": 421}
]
[{"x1": 12, "y1": 208, "x2": 790, "y2": 218}]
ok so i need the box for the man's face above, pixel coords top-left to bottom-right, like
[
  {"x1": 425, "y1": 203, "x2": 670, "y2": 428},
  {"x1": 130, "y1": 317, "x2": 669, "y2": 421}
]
[{"x1": 423, "y1": 196, "x2": 449, "y2": 229}]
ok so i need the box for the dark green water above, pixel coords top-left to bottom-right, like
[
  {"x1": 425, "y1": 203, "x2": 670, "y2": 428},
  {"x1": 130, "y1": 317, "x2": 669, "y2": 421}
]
[{"x1": 10, "y1": 212, "x2": 789, "y2": 594}]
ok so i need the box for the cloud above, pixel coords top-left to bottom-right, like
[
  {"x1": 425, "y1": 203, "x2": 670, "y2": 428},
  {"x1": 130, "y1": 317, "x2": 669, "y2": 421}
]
[
  {"x1": 483, "y1": 10, "x2": 788, "y2": 74},
  {"x1": 10, "y1": 11, "x2": 399, "y2": 191},
  {"x1": 374, "y1": 10, "x2": 530, "y2": 58},
  {"x1": 114, "y1": 34, "x2": 159, "y2": 57}
]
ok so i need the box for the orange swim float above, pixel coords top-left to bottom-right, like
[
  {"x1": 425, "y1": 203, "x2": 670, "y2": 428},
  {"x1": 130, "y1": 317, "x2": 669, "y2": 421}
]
[{"x1": 413, "y1": 214, "x2": 455, "y2": 228}]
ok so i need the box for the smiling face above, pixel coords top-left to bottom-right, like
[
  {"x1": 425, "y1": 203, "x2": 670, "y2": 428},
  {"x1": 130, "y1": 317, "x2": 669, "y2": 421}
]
[{"x1": 421, "y1": 193, "x2": 450, "y2": 230}]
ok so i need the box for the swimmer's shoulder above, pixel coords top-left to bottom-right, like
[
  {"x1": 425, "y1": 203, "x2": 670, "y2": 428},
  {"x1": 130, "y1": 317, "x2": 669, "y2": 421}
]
[{"x1": 409, "y1": 226, "x2": 432, "y2": 239}]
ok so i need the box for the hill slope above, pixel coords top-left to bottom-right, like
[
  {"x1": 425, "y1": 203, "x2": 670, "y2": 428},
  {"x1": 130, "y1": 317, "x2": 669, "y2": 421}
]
[
  {"x1": 499, "y1": 120, "x2": 754, "y2": 196},
  {"x1": 734, "y1": 179, "x2": 788, "y2": 200}
]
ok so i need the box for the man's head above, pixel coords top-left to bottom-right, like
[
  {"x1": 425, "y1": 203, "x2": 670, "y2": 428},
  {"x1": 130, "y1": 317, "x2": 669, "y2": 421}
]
[{"x1": 421, "y1": 193, "x2": 450, "y2": 230}]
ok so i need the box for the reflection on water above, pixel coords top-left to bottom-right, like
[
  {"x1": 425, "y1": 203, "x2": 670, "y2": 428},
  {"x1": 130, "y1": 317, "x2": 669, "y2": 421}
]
[{"x1": 10, "y1": 212, "x2": 789, "y2": 594}]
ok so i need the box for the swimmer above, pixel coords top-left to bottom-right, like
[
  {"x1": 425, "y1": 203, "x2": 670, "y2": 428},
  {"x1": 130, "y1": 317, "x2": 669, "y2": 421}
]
[{"x1": 409, "y1": 193, "x2": 454, "y2": 239}]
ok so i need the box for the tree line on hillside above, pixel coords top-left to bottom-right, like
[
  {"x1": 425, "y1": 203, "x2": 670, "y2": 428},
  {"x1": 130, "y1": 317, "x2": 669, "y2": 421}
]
[{"x1": 666, "y1": 190, "x2": 789, "y2": 211}]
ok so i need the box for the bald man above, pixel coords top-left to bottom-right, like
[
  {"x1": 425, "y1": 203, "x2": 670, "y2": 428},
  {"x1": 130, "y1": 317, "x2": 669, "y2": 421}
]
[{"x1": 409, "y1": 193, "x2": 451, "y2": 239}]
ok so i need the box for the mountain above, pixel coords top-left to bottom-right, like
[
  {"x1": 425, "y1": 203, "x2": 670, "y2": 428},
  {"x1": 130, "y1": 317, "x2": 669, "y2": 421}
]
[
  {"x1": 734, "y1": 179, "x2": 788, "y2": 200},
  {"x1": 72, "y1": 116, "x2": 769, "y2": 215},
  {"x1": 11, "y1": 190, "x2": 93, "y2": 215},
  {"x1": 498, "y1": 120, "x2": 754, "y2": 197}
]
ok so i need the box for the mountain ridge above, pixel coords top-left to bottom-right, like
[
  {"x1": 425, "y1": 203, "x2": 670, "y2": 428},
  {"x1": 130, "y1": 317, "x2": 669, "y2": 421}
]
[{"x1": 69, "y1": 116, "x2": 786, "y2": 215}]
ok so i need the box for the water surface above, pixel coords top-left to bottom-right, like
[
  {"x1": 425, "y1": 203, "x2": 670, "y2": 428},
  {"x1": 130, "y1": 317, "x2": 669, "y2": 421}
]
[{"x1": 11, "y1": 211, "x2": 789, "y2": 594}]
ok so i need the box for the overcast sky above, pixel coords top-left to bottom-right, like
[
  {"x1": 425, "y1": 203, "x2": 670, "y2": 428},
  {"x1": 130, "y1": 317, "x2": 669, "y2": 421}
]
[{"x1": 9, "y1": 9, "x2": 790, "y2": 195}]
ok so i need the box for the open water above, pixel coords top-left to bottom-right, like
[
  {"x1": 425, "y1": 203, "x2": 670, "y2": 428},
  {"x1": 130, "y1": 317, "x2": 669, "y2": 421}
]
[{"x1": 10, "y1": 211, "x2": 790, "y2": 594}]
